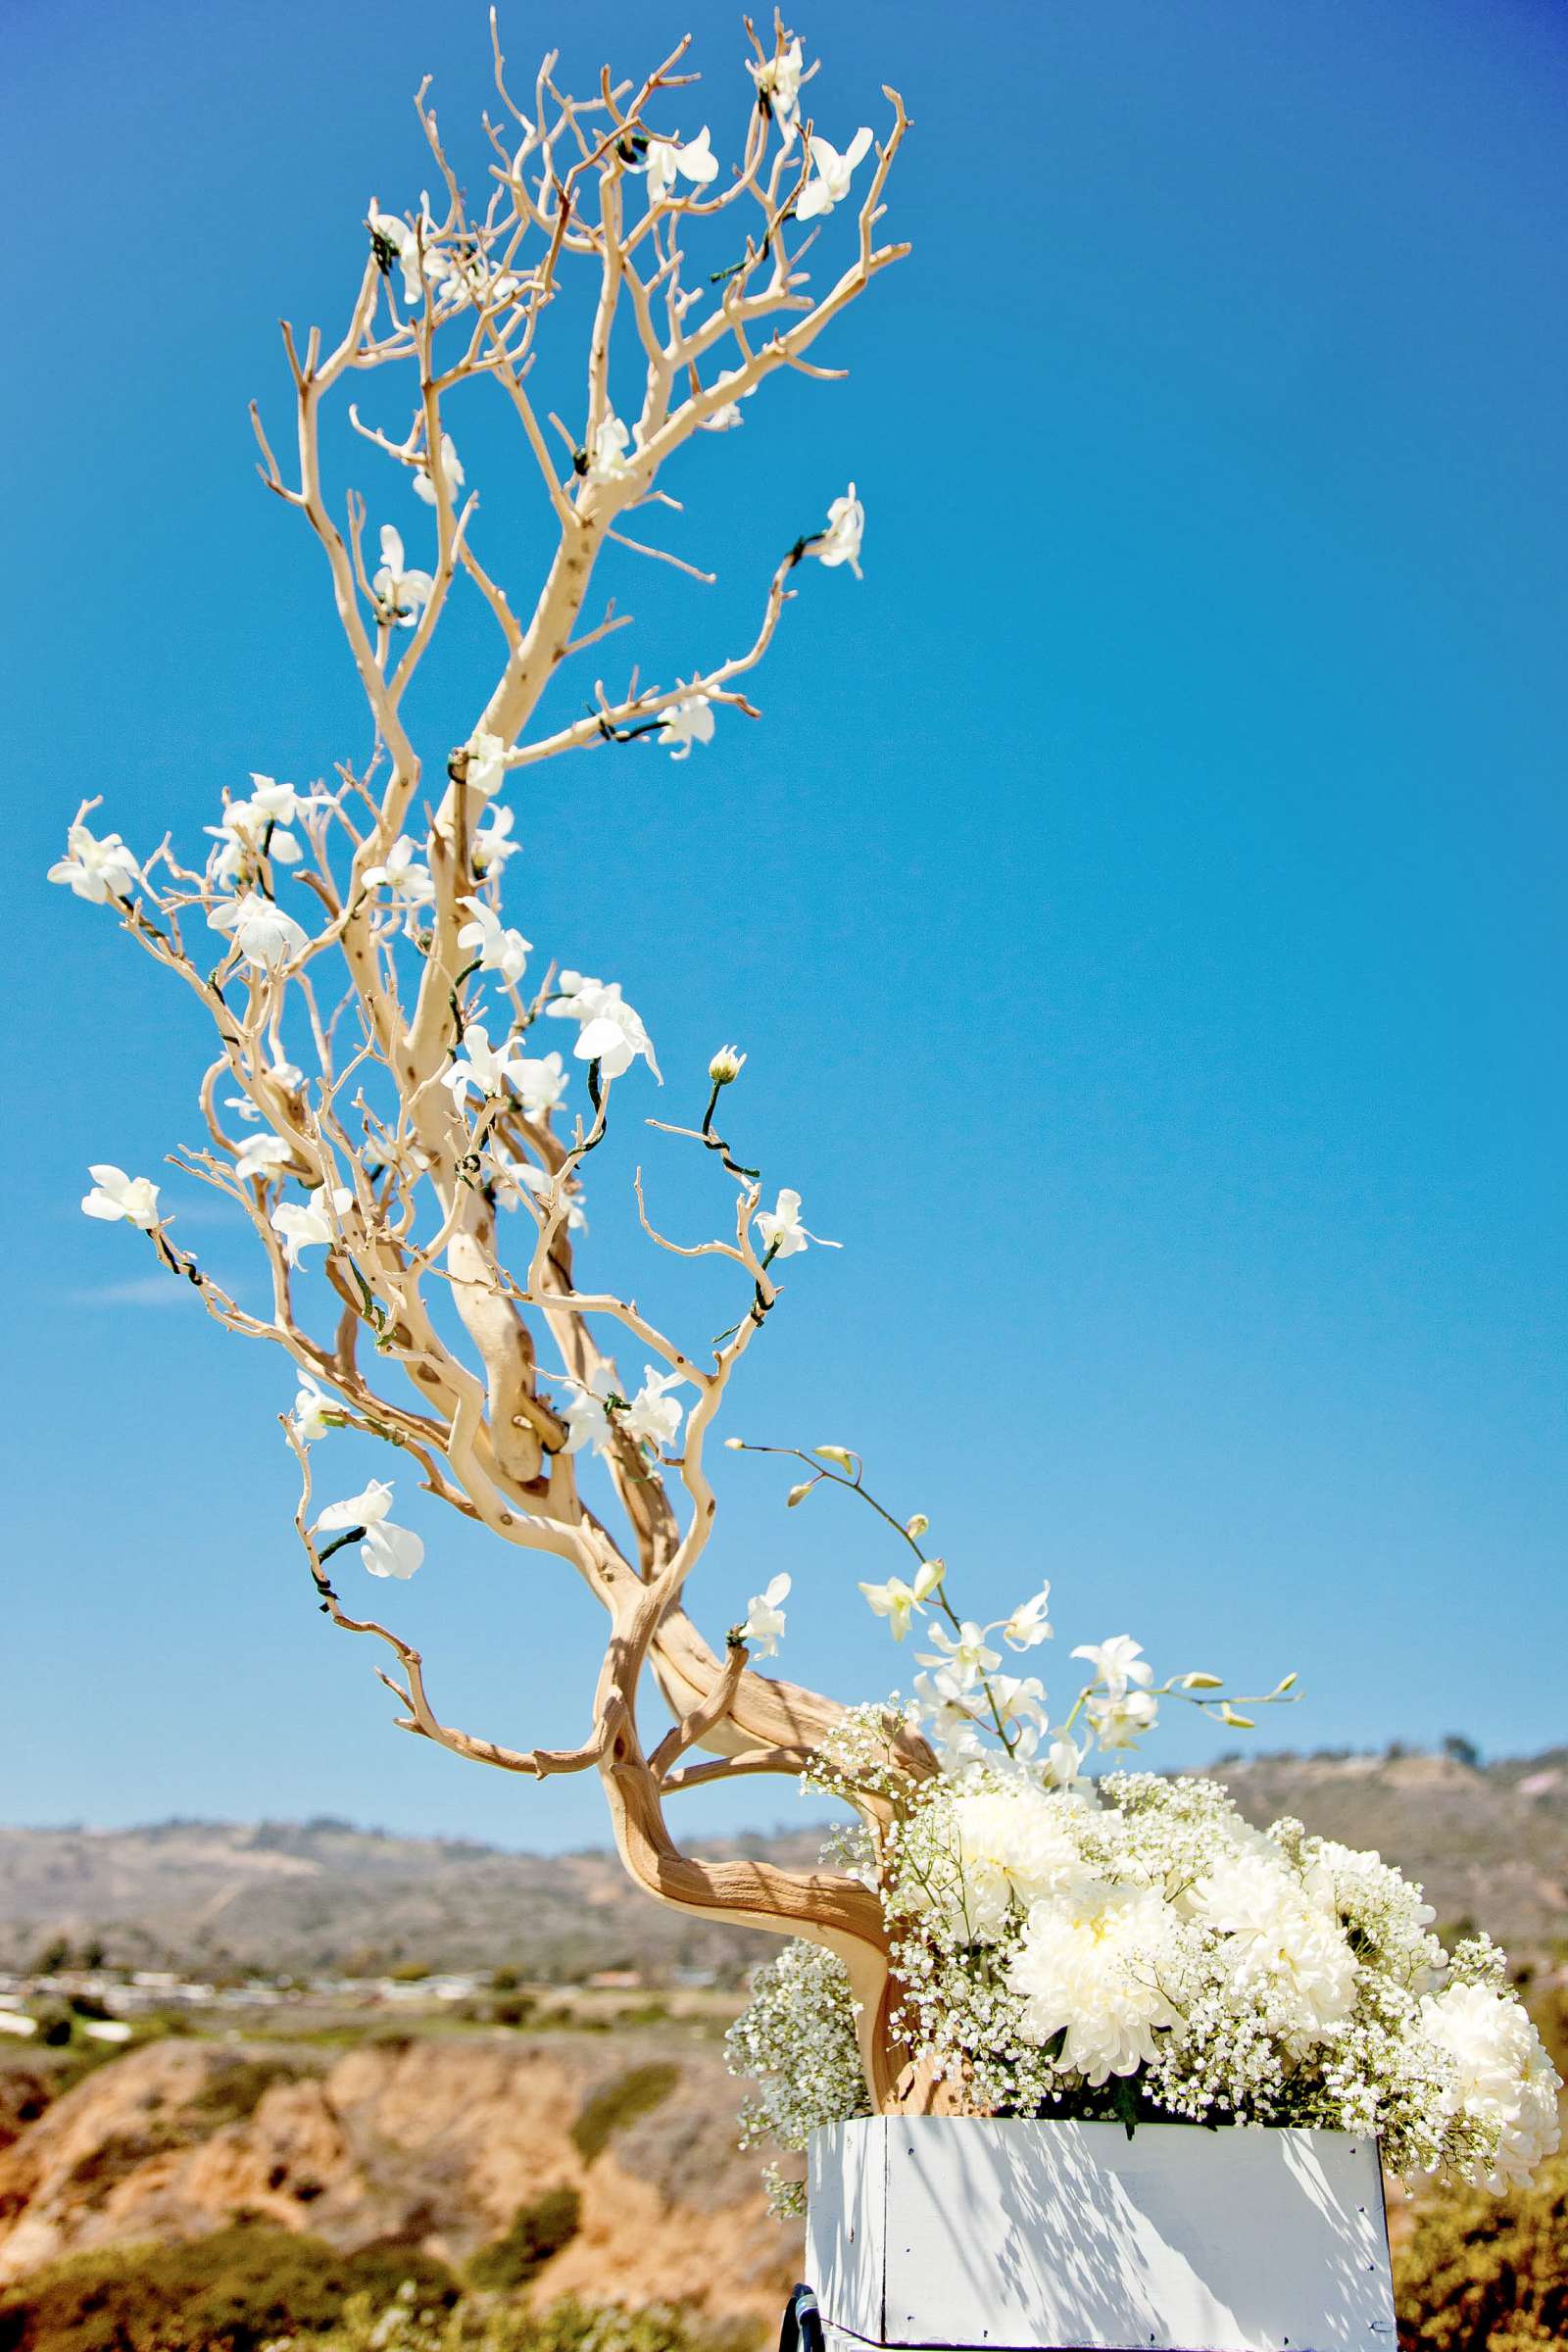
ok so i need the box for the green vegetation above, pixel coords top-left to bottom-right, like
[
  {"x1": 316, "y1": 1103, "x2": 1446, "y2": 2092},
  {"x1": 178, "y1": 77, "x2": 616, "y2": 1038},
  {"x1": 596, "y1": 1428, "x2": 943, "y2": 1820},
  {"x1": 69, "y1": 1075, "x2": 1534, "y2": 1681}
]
[
  {"x1": 1395, "y1": 2151, "x2": 1568, "y2": 2351},
  {"x1": 569, "y1": 2064, "x2": 679, "y2": 2164},
  {"x1": 488, "y1": 1995, "x2": 538, "y2": 2031},
  {"x1": 289, "y1": 2291, "x2": 761, "y2": 2352},
  {"x1": 192, "y1": 2053, "x2": 301, "y2": 2123},
  {"x1": 466, "y1": 2186, "x2": 582, "y2": 2291},
  {"x1": 0, "y1": 2225, "x2": 457, "y2": 2352}
]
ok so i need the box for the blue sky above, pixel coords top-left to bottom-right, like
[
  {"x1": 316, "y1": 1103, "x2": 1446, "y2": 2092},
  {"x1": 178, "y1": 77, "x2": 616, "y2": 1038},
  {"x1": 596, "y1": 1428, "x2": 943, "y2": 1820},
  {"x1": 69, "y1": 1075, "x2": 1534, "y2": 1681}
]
[{"x1": 5, "y1": 0, "x2": 1565, "y2": 1849}]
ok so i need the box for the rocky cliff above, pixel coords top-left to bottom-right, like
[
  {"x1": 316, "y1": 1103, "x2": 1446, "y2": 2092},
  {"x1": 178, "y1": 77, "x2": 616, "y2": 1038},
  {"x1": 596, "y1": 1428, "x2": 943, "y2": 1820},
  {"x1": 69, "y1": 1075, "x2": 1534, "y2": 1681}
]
[{"x1": 0, "y1": 2033, "x2": 799, "y2": 2323}]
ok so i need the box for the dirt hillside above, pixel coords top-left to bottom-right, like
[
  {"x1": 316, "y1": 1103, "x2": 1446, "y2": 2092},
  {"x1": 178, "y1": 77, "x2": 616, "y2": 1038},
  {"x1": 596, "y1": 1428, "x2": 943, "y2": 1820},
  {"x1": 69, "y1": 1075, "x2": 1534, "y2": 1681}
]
[{"x1": 0, "y1": 2033, "x2": 800, "y2": 2324}]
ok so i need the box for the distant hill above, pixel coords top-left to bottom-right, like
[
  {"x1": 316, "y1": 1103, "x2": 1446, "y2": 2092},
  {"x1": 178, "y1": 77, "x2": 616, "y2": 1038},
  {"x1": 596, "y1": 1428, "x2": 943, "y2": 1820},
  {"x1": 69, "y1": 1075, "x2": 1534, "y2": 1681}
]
[
  {"x1": 0, "y1": 1815, "x2": 827, "y2": 1981},
  {"x1": 1213, "y1": 1747, "x2": 1568, "y2": 1948},
  {"x1": 3, "y1": 1749, "x2": 1565, "y2": 1978}
]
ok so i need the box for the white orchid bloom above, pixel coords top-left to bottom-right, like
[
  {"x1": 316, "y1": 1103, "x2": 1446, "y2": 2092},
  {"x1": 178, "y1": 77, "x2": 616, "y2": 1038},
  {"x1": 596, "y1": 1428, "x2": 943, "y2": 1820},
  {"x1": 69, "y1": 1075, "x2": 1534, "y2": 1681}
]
[
  {"x1": 858, "y1": 1559, "x2": 943, "y2": 1642},
  {"x1": 912, "y1": 1668, "x2": 988, "y2": 1767},
  {"x1": 473, "y1": 262, "x2": 522, "y2": 307},
  {"x1": 619, "y1": 1366, "x2": 690, "y2": 1452},
  {"x1": 796, "y1": 126, "x2": 872, "y2": 221},
  {"x1": 645, "y1": 125, "x2": 719, "y2": 203},
  {"x1": 463, "y1": 731, "x2": 508, "y2": 798},
  {"x1": 512, "y1": 1052, "x2": 568, "y2": 1117},
  {"x1": 699, "y1": 401, "x2": 746, "y2": 432},
  {"x1": 457, "y1": 899, "x2": 531, "y2": 986},
  {"x1": 471, "y1": 806, "x2": 519, "y2": 876},
  {"x1": 547, "y1": 972, "x2": 660, "y2": 1082},
  {"x1": 208, "y1": 893, "x2": 308, "y2": 972},
  {"x1": 929, "y1": 1715, "x2": 989, "y2": 1771},
  {"x1": 368, "y1": 208, "x2": 427, "y2": 306},
  {"x1": 234, "y1": 1132, "x2": 292, "y2": 1183},
  {"x1": 363, "y1": 836, "x2": 434, "y2": 906},
  {"x1": 1041, "y1": 1730, "x2": 1089, "y2": 1790},
  {"x1": 206, "y1": 774, "x2": 329, "y2": 882},
  {"x1": 424, "y1": 249, "x2": 473, "y2": 313},
  {"x1": 740, "y1": 1573, "x2": 791, "y2": 1659},
  {"x1": 916, "y1": 1620, "x2": 1001, "y2": 1686},
  {"x1": 1002, "y1": 1584, "x2": 1054, "y2": 1651},
  {"x1": 585, "y1": 411, "x2": 636, "y2": 483},
  {"x1": 749, "y1": 36, "x2": 805, "y2": 138},
  {"x1": 493, "y1": 1156, "x2": 586, "y2": 1230},
  {"x1": 81, "y1": 1165, "x2": 161, "y2": 1230},
  {"x1": 206, "y1": 798, "x2": 304, "y2": 886},
  {"x1": 443, "y1": 1021, "x2": 524, "y2": 1102},
  {"x1": 657, "y1": 694, "x2": 715, "y2": 760},
  {"x1": 230, "y1": 1056, "x2": 304, "y2": 1125},
  {"x1": 315, "y1": 1479, "x2": 423, "y2": 1581},
  {"x1": 270, "y1": 1185, "x2": 354, "y2": 1267},
  {"x1": 575, "y1": 1006, "x2": 658, "y2": 1086},
  {"x1": 991, "y1": 1672, "x2": 1050, "y2": 1756},
  {"x1": 244, "y1": 774, "x2": 317, "y2": 826},
  {"x1": 560, "y1": 1366, "x2": 618, "y2": 1456},
  {"x1": 755, "y1": 1187, "x2": 840, "y2": 1258},
  {"x1": 413, "y1": 431, "x2": 465, "y2": 507},
  {"x1": 812, "y1": 482, "x2": 865, "y2": 577},
  {"x1": 1086, "y1": 1687, "x2": 1159, "y2": 1750},
  {"x1": 370, "y1": 524, "x2": 434, "y2": 628},
  {"x1": 368, "y1": 204, "x2": 457, "y2": 312},
  {"x1": 288, "y1": 1376, "x2": 336, "y2": 1444},
  {"x1": 1071, "y1": 1635, "x2": 1154, "y2": 1699},
  {"x1": 548, "y1": 971, "x2": 606, "y2": 1021},
  {"x1": 49, "y1": 822, "x2": 141, "y2": 905}
]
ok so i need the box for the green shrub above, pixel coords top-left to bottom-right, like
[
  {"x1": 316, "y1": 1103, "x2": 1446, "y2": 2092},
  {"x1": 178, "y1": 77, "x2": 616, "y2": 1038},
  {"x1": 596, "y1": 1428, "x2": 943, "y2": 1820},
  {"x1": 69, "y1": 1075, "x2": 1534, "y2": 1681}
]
[
  {"x1": 518, "y1": 2303, "x2": 760, "y2": 2352},
  {"x1": 1395, "y1": 2151, "x2": 1568, "y2": 2351},
  {"x1": 0, "y1": 2223, "x2": 457, "y2": 2352},
  {"x1": 489, "y1": 1996, "x2": 538, "y2": 2032},
  {"x1": 193, "y1": 2055, "x2": 301, "y2": 2124},
  {"x1": 466, "y1": 2185, "x2": 581, "y2": 2291},
  {"x1": 285, "y1": 2290, "x2": 761, "y2": 2352},
  {"x1": 568, "y1": 2064, "x2": 679, "y2": 2164}
]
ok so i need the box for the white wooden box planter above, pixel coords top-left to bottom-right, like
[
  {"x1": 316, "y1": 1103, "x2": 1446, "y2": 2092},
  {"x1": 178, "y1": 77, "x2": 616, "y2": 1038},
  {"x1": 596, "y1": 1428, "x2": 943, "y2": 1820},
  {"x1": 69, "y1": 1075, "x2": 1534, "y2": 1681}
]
[{"x1": 805, "y1": 2118, "x2": 1396, "y2": 2352}]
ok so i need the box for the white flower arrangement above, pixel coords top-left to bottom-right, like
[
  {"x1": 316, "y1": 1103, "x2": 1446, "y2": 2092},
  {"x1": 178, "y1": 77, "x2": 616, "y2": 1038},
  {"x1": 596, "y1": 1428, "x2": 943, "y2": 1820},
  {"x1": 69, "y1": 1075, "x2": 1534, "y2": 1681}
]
[{"x1": 728, "y1": 1754, "x2": 1560, "y2": 2216}]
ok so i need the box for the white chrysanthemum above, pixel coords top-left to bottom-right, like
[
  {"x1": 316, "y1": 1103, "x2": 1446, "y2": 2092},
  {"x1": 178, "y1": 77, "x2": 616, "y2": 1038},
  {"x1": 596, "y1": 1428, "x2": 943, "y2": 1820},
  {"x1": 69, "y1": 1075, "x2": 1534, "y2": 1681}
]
[
  {"x1": 945, "y1": 1786, "x2": 1093, "y2": 1940},
  {"x1": 1300, "y1": 1835, "x2": 1444, "y2": 1989},
  {"x1": 1008, "y1": 1881, "x2": 1182, "y2": 2084},
  {"x1": 1192, "y1": 1849, "x2": 1357, "y2": 2042},
  {"x1": 1419, "y1": 1981, "x2": 1562, "y2": 2191}
]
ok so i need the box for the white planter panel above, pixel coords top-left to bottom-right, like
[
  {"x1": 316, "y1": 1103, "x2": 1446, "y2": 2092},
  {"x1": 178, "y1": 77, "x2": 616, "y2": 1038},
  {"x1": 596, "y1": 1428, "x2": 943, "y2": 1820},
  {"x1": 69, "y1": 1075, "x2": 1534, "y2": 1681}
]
[{"x1": 807, "y1": 2117, "x2": 1396, "y2": 2352}]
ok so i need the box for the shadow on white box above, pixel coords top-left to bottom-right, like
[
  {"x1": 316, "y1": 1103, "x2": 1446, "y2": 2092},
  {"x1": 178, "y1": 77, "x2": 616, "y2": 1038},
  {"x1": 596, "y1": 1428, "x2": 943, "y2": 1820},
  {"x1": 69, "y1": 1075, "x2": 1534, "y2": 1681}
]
[{"x1": 805, "y1": 2117, "x2": 1396, "y2": 2352}]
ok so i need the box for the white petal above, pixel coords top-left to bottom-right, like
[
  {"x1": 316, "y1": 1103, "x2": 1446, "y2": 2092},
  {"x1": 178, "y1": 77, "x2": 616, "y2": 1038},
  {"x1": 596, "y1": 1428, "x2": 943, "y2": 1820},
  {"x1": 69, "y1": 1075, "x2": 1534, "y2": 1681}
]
[{"x1": 363, "y1": 1522, "x2": 423, "y2": 1579}]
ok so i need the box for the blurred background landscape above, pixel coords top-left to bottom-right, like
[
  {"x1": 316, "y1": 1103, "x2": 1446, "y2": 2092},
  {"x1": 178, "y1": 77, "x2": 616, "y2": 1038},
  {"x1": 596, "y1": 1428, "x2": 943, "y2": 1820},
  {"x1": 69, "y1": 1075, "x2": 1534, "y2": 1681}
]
[{"x1": 1, "y1": 1744, "x2": 1564, "y2": 2350}]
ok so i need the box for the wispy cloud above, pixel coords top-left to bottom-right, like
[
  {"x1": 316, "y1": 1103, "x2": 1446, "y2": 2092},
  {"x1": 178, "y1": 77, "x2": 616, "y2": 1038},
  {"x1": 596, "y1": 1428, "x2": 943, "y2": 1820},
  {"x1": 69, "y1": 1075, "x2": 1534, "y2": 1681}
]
[{"x1": 66, "y1": 1278, "x2": 189, "y2": 1310}]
